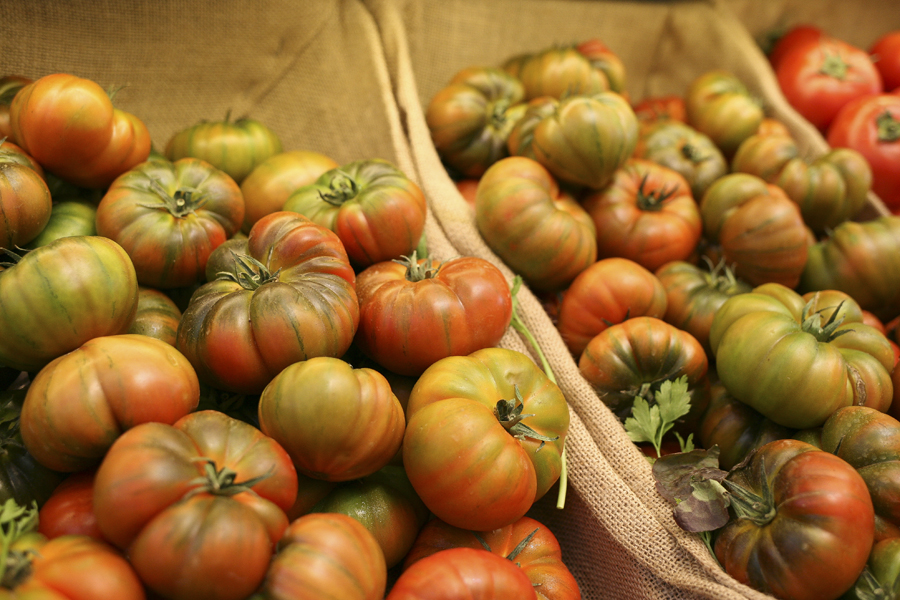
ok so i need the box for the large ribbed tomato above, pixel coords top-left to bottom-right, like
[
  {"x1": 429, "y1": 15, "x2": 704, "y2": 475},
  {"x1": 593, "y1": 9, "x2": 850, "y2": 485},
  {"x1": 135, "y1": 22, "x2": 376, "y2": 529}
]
[
  {"x1": 93, "y1": 410, "x2": 298, "y2": 600},
  {"x1": 96, "y1": 157, "x2": 245, "y2": 288},
  {"x1": 514, "y1": 45, "x2": 610, "y2": 100},
  {"x1": 175, "y1": 211, "x2": 359, "y2": 394},
  {"x1": 685, "y1": 70, "x2": 764, "y2": 158},
  {"x1": 353, "y1": 253, "x2": 512, "y2": 376},
  {"x1": 403, "y1": 348, "x2": 569, "y2": 531}
]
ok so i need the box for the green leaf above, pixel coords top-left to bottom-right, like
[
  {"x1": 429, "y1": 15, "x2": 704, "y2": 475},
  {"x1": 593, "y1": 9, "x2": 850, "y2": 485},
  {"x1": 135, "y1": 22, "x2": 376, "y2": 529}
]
[
  {"x1": 624, "y1": 395, "x2": 661, "y2": 445},
  {"x1": 656, "y1": 376, "x2": 692, "y2": 426}
]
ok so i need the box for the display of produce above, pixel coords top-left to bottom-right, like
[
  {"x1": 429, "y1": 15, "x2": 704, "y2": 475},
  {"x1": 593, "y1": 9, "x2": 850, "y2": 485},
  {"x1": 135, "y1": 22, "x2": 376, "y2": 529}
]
[{"x1": 0, "y1": 1, "x2": 898, "y2": 599}]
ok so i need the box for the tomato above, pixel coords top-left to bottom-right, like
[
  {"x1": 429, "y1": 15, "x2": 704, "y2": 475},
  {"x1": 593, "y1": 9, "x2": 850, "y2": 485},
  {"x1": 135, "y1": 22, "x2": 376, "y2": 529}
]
[
  {"x1": 685, "y1": 70, "x2": 764, "y2": 158},
  {"x1": 715, "y1": 439, "x2": 874, "y2": 600},
  {"x1": 799, "y1": 215, "x2": 900, "y2": 322},
  {"x1": 403, "y1": 515, "x2": 580, "y2": 600},
  {"x1": 475, "y1": 156, "x2": 596, "y2": 292},
  {"x1": 20, "y1": 334, "x2": 200, "y2": 472},
  {"x1": 872, "y1": 30, "x2": 900, "y2": 92},
  {"x1": 24, "y1": 200, "x2": 97, "y2": 249},
  {"x1": 697, "y1": 379, "x2": 793, "y2": 471},
  {"x1": 10, "y1": 73, "x2": 151, "y2": 189},
  {"x1": 404, "y1": 348, "x2": 569, "y2": 531},
  {"x1": 510, "y1": 92, "x2": 638, "y2": 190},
  {"x1": 283, "y1": 158, "x2": 427, "y2": 268},
  {"x1": 0, "y1": 75, "x2": 31, "y2": 139},
  {"x1": 755, "y1": 117, "x2": 792, "y2": 138},
  {"x1": 655, "y1": 260, "x2": 752, "y2": 358},
  {"x1": 776, "y1": 36, "x2": 883, "y2": 132},
  {"x1": 578, "y1": 316, "x2": 709, "y2": 423},
  {"x1": 633, "y1": 120, "x2": 727, "y2": 201},
  {"x1": 175, "y1": 211, "x2": 359, "y2": 395},
  {"x1": 0, "y1": 388, "x2": 65, "y2": 509},
  {"x1": 126, "y1": 286, "x2": 182, "y2": 346},
  {"x1": 455, "y1": 178, "x2": 479, "y2": 209},
  {"x1": 165, "y1": 113, "x2": 282, "y2": 184},
  {"x1": 556, "y1": 257, "x2": 668, "y2": 360},
  {"x1": 258, "y1": 356, "x2": 405, "y2": 482},
  {"x1": 353, "y1": 253, "x2": 512, "y2": 376},
  {"x1": 308, "y1": 465, "x2": 429, "y2": 569},
  {"x1": 425, "y1": 66, "x2": 527, "y2": 178},
  {"x1": 4, "y1": 531, "x2": 145, "y2": 600},
  {"x1": 576, "y1": 38, "x2": 627, "y2": 95},
  {"x1": 843, "y1": 538, "x2": 900, "y2": 599},
  {"x1": 387, "y1": 547, "x2": 537, "y2": 600},
  {"x1": 515, "y1": 46, "x2": 610, "y2": 100},
  {"x1": 239, "y1": 150, "x2": 338, "y2": 233},
  {"x1": 0, "y1": 236, "x2": 139, "y2": 373},
  {"x1": 93, "y1": 410, "x2": 298, "y2": 600},
  {"x1": 631, "y1": 94, "x2": 686, "y2": 123},
  {"x1": 827, "y1": 93, "x2": 900, "y2": 212},
  {"x1": 699, "y1": 173, "x2": 810, "y2": 288},
  {"x1": 38, "y1": 469, "x2": 105, "y2": 541},
  {"x1": 766, "y1": 24, "x2": 823, "y2": 70},
  {"x1": 0, "y1": 147, "x2": 52, "y2": 248},
  {"x1": 96, "y1": 157, "x2": 245, "y2": 289},
  {"x1": 710, "y1": 284, "x2": 895, "y2": 429},
  {"x1": 257, "y1": 513, "x2": 386, "y2": 600}
]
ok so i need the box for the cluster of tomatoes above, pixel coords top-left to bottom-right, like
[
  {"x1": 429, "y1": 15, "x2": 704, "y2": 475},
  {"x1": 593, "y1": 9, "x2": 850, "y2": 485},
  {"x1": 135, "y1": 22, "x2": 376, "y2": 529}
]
[
  {"x1": 0, "y1": 72, "x2": 582, "y2": 599},
  {"x1": 768, "y1": 25, "x2": 900, "y2": 211},
  {"x1": 426, "y1": 38, "x2": 900, "y2": 600}
]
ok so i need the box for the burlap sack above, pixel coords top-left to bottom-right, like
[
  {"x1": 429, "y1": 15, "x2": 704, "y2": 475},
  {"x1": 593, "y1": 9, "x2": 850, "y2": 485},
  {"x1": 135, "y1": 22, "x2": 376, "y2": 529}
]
[{"x1": 365, "y1": 0, "x2": 893, "y2": 598}]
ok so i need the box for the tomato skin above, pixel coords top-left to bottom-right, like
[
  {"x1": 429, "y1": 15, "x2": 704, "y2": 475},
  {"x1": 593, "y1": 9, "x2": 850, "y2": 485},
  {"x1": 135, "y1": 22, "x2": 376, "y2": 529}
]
[
  {"x1": 283, "y1": 159, "x2": 427, "y2": 268},
  {"x1": 711, "y1": 284, "x2": 895, "y2": 429},
  {"x1": 685, "y1": 70, "x2": 764, "y2": 158},
  {"x1": 516, "y1": 46, "x2": 610, "y2": 100},
  {"x1": 259, "y1": 513, "x2": 387, "y2": 600},
  {"x1": 582, "y1": 159, "x2": 703, "y2": 272},
  {"x1": 715, "y1": 439, "x2": 874, "y2": 600},
  {"x1": 557, "y1": 257, "x2": 668, "y2": 360},
  {"x1": 388, "y1": 547, "x2": 537, "y2": 600},
  {"x1": 0, "y1": 158, "x2": 52, "y2": 248},
  {"x1": 96, "y1": 157, "x2": 245, "y2": 289},
  {"x1": 258, "y1": 357, "x2": 405, "y2": 482},
  {"x1": 354, "y1": 254, "x2": 512, "y2": 377},
  {"x1": 20, "y1": 334, "x2": 200, "y2": 472},
  {"x1": 240, "y1": 150, "x2": 338, "y2": 233},
  {"x1": 38, "y1": 469, "x2": 105, "y2": 541},
  {"x1": 165, "y1": 116, "x2": 283, "y2": 184},
  {"x1": 872, "y1": 31, "x2": 900, "y2": 93},
  {"x1": 776, "y1": 37, "x2": 883, "y2": 132},
  {"x1": 403, "y1": 515, "x2": 581, "y2": 600},
  {"x1": 24, "y1": 200, "x2": 97, "y2": 249},
  {"x1": 0, "y1": 75, "x2": 31, "y2": 139},
  {"x1": 127, "y1": 286, "x2": 182, "y2": 346},
  {"x1": 175, "y1": 211, "x2": 359, "y2": 395},
  {"x1": 576, "y1": 38, "x2": 627, "y2": 95},
  {"x1": 0, "y1": 235, "x2": 139, "y2": 373},
  {"x1": 827, "y1": 93, "x2": 900, "y2": 212},
  {"x1": 767, "y1": 24, "x2": 823, "y2": 70},
  {"x1": 475, "y1": 156, "x2": 597, "y2": 292},
  {"x1": 632, "y1": 94, "x2": 686, "y2": 123}
]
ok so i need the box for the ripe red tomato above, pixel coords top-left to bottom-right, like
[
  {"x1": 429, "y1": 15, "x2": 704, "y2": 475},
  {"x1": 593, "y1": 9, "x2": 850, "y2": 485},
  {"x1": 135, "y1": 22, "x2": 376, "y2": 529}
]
[
  {"x1": 38, "y1": 469, "x2": 106, "y2": 542},
  {"x1": 871, "y1": 30, "x2": 900, "y2": 92},
  {"x1": 767, "y1": 24, "x2": 823, "y2": 70},
  {"x1": 776, "y1": 36, "x2": 883, "y2": 132},
  {"x1": 827, "y1": 93, "x2": 900, "y2": 212}
]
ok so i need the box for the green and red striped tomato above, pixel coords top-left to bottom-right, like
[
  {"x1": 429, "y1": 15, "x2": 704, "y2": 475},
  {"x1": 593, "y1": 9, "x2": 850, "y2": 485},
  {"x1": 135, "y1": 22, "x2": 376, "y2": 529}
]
[
  {"x1": 127, "y1": 286, "x2": 183, "y2": 346},
  {"x1": 686, "y1": 70, "x2": 764, "y2": 158}
]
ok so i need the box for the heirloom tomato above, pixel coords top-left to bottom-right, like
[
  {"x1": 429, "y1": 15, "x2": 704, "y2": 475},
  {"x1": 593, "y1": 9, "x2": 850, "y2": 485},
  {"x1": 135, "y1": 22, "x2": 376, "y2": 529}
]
[
  {"x1": 766, "y1": 24, "x2": 822, "y2": 70},
  {"x1": 582, "y1": 159, "x2": 702, "y2": 272},
  {"x1": 24, "y1": 200, "x2": 97, "y2": 249},
  {"x1": 715, "y1": 439, "x2": 874, "y2": 600},
  {"x1": 425, "y1": 66, "x2": 526, "y2": 178},
  {"x1": 404, "y1": 348, "x2": 569, "y2": 531},
  {"x1": 283, "y1": 158, "x2": 427, "y2": 268},
  {"x1": 388, "y1": 547, "x2": 537, "y2": 600},
  {"x1": 257, "y1": 513, "x2": 386, "y2": 600},
  {"x1": 710, "y1": 284, "x2": 895, "y2": 429},
  {"x1": 38, "y1": 469, "x2": 104, "y2": 541},
  {"x1": 96, "y1": 157, "x2": 245, "y2": 289},
  {"x1": 175, "y1": 211, "x2": 359, "y2": 394},
  {"x1": 776, "y1": 36, "x2": 883, "y2": 132},
  {"x1": 632, "y1": 94, "x2": 686, "y2": 123},
  {"x1": 842, "y1": 538, "x2": 900, "y2": 599},
  {"x1": 404, "y1": 515, "x2": 581, "y2": 600},
  {"x1": 557, "y1": 257, "x2": 668, "y2": 359},
  {"x1": 0, "y1": 75, "x2": 31, "y2": 138},
  {"x1": 258, "y1": 356, "x2": 405, "y2": 482},
  {"x1": 165, "y1": 113, "x2": 282, "y2": 183},
  {"x1": 515, "y1": 45, "x2": 609, "y2": 100},
  {"x1": 0, "y1": 236, "x2": 139, "y2": 373},
  {"x1": 20, "y1": 334, "x2": 200, "y2": 472},
  {"x1": 685, "y1": 70, "x2": 764, "y2": 157},
  {"x1": 126, "y1": 286, "x2": 182, "y2": 346},
  {"x1": 0, "y1": 146, "x2": 51, "y2": 249},
  {"x1": 475, "y1": 156, "x2": 596, "y2": 292},
  {"x1": 93, "y1": 410, "x2": 298, "y2": 600},
  {"x1": 577, "y1": 38, "x2": 627, "y2": 94},
  {"x1": 353, "y1": 252, "x2": 512, "y2": 376},
  {"x1": 827, "y1": 93, "x2": 900, "y2": 212},
  {"x1": 10, "y1": 73, "x2": 151, "y2": 188}
]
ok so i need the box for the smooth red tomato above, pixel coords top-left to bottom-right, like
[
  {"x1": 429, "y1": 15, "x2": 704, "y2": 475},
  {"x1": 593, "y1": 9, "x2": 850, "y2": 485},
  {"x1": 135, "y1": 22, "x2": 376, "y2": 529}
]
[
  {"x1": 827, "y1": 93, "x2": 900, "y2": 212},
  {"x1": 767, "y1": 24, "x2": 823, "y2": 70},
  {"x1": 38, "y1": 469, "x2": 106, "y2": 542},
  {"x1": 871, "y1": 30, "x2": 900, "y2": 92},
  {"x1": 776, "y1": 36, "x2": 883, "y2": 132}
]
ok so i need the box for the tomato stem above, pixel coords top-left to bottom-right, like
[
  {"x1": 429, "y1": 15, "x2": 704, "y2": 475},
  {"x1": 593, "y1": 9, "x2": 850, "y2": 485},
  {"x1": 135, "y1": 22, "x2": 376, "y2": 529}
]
[
  {"x1": 819, "y1": 52, "x2": 850, "y2": 80},
  {"x1": 721, "y1": 477, "x2": 776, "y2": 527},
  {"x1": 187, "y1": 458, "x2": 273, "y2": 498},
  {"x1": 317, "y1": 170, "x2": 359, "y2": 206},
  {"x1": 800, "y1": 296, "x2": 853, "y2": 342},
  {"x1": 216, "y1": 250, "x2": 281, "y2": 289},
  {"x1": 394, "y1": 251, "x2": 442, "y2": 282},
  {"x1": 635, "y1": 174, "x2": 677, "y2": 211}
]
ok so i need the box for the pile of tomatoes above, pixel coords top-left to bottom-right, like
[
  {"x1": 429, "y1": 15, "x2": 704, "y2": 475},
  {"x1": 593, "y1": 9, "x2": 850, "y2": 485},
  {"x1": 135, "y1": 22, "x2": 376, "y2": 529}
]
[
  {"x1": 426, "y1": 37, "x2": 900, "y2": 600},
  {"x1": 0, "y1": 72, "x2": 582, "y2": 599}
]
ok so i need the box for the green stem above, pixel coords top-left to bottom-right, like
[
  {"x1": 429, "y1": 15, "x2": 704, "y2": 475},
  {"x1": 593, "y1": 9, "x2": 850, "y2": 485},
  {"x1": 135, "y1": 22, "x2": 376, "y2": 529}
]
[{"x1": 509, "y1": 275, "x2": 568, "y2": 510}]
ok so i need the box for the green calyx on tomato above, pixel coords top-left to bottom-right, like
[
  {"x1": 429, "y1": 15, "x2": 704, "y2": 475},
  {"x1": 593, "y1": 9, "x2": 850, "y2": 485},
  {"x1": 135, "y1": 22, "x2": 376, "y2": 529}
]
[
  {"x1": 719, "y1": 477, "x2": 776, "y2": 527},
  {"x1": 635, "y1": 174, "x2": 678, "y2": 212},
  {"x1": 818, "y1": 52, "x2": 852, "y2": 79},
  {"x1": 701, "y1": 258, "x2": 744, "y2": 295},
  {"x1": 493, "y1": 387, "x2": 560, "y2": 451},
  {"x1": 187, "y1": 458, "x2": 271, "y2": 499},
  {"x1": 473, "y1": 528, "x2": 540, "y2": 562},
  {"x1": 394, "y1": 251, "x2": 441, "y2": 282},
  {"x1": 315, "y1": 170, "x2": 360, "y2": 207},
  {"x1": 215, "y1": 252, "x2": 280, "y2": 290},
  {"x1": 801, "y1": 299, "x2": 851, "y2": 343},
  {"x1": 0, "y1": 499, "x2": 38, "y2": 590},
  {"x1": 0, "y1": 248, "x2": 24, "y2": 267},
  {"x1": 876, "y1": 111, "x2": 900, "y2": 142},
  {"x1": 140, "y1": 178, "x2": 209, "y2": 218}
]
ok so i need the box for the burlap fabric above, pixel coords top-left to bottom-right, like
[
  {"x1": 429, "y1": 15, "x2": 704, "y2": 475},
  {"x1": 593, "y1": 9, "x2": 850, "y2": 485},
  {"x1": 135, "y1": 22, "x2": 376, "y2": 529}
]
[{"x1": 0, "y1": 1, "x2": 890, "y2": 599}]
